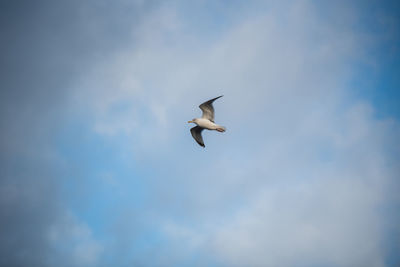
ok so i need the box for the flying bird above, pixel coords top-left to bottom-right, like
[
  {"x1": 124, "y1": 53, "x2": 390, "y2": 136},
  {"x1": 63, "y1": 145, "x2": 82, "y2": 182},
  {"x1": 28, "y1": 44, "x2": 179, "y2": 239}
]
[{"x1": 188, "y1": 95, "x2": 226, "y2": 147}]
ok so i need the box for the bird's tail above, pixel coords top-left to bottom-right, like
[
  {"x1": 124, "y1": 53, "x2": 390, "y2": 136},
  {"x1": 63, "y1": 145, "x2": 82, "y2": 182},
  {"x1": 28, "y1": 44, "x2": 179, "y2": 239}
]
[{"x1": 216, "y1": 126, "x2": 226, "y2": 132}]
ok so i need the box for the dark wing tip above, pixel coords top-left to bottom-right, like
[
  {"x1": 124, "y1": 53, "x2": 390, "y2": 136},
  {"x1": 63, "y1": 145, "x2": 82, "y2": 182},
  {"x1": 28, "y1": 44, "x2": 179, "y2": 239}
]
[
  {"x1": 199, "y1": 95, "x2": 224, "y2": 107},
  {"x1": 190, "y1": 126, "x2": 206, "y2": 147}
]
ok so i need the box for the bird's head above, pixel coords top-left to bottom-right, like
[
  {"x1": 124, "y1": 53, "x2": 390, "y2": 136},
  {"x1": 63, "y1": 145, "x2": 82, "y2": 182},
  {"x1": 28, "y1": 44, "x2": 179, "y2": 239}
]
[{"x1": 188, "y1": 118, "x2": 197, "y2": 124}]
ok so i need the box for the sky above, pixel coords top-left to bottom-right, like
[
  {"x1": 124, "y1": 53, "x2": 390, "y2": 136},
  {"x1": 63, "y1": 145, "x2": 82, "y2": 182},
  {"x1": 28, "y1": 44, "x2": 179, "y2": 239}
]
[{"x1": 0, "y1": 0, "x2": 399, "y2": 266}]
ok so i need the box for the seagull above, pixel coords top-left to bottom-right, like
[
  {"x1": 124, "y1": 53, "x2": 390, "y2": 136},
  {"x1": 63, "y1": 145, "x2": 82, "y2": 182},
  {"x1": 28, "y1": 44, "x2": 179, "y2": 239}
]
[{"x1": 188, "y1": 95, "x2": 226, "y2": 147}]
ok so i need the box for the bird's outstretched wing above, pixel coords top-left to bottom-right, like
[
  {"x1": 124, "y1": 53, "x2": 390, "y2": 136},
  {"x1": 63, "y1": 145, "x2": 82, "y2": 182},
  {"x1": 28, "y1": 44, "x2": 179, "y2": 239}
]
[
  {"x1": 199, "y1": 95, "x2": 223, "y2": 122},
  {"x1": 190, "y1": 126, "x2": 205, "y2": 147}
]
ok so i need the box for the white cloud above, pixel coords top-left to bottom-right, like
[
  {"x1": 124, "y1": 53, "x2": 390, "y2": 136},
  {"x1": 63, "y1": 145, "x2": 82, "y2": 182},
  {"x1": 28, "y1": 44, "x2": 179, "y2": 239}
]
[
  {"x1": 47, "y1": 212, "x2": 103, "y2": 267},
  {"x1": 159, "y1": 99, "x2": 398, "y2": 266},
  {"x1": 68, "y1": 1, "x2": 400, "y2": 266}
]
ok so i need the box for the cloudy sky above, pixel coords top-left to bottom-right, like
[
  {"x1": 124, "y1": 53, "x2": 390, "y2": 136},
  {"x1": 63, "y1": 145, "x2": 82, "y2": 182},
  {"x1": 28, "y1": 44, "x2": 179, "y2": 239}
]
[{"x1": 1, "y1": 0, "x2": 399, "y2": 266}]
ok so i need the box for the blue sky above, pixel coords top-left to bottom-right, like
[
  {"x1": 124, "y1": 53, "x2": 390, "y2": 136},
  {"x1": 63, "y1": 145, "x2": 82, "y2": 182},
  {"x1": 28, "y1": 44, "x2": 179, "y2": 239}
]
[{"x1": 1, "y1": 1, "x2": 399, "y2": 266}]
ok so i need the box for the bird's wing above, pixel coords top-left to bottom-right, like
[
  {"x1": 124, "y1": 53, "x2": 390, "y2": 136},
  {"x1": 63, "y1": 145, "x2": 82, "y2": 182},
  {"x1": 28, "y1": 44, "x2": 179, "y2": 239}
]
[
  {"x1": 190, "y1": 126, "x2": 205, "y2": 147},
  {"x1": 199, "y1": 95, "x2": 223, "y2": 122}
]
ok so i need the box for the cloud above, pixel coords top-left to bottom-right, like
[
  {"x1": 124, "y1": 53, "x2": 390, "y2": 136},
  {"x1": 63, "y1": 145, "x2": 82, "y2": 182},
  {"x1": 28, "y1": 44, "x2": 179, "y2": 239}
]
[
  {"x1": 0, "y1": 1, "x2": 151, "y2": 266},
  {"x1": 69, "y1": 1, "x2": 399, "y2": 265},
  {"x1": 1, "y1": 0, "x2": 399, "y2": 266},
  {"x1": 47, "y1": 212, "x2": 103, "y2": 267},
  {"x1": 205, "y1": 104, "x2": 397, "y2": 267}
]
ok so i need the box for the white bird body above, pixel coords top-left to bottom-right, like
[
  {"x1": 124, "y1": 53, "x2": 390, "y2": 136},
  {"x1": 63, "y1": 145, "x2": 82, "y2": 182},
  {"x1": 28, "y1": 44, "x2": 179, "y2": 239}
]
[
  {"x1": 192, "y1": 118, "x2": 222, "y2": 130},
  {"x1": 188, "y1": 95, "x2": 225, "y2": 147}
]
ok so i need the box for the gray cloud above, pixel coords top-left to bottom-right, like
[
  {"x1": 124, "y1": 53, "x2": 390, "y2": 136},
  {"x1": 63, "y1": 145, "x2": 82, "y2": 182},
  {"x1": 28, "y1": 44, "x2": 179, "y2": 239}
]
[{"x1": 0, "y1": 1, "x2": 153, "y2": 266}]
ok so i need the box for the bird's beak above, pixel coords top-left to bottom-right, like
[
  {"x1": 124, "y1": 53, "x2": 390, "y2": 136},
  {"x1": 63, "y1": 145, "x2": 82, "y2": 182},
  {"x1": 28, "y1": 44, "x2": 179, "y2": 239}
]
[{"x1": 188, "y1": 120, "x2": 193, "y2": 123}]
